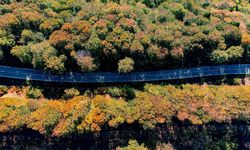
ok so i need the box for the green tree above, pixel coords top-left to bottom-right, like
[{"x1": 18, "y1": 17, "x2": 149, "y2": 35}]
[
  {"x1": 185, "y1": 32, "x2": 211, "y2": 66},
  {"x1": 223, "y1": 25, "x2": 242, "y2": 47},
  {"x1": 11, "y1": 45, "x2": 32, "y2": 63},
  {"x1": 226, "y1": 46, "x2": 244, "y2": 62},
  {"x1": 19, "y1": 29, "x2": 44, "y2": 44},
  {"x1": 0, "y1": 30, "x2": 15, "y2": 47},
  {"x1": 30, "y1": 41, "x2": 58, "y2": 69},
  {"x1": 84, "y1": 32, "x2": 102, "y2": 51},
  {"x1": 211, "y1": 50, "x2": 229, "y2": 64}
]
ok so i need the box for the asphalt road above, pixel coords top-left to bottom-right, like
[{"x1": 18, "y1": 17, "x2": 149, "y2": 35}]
[{"x1": 0, "y1": 64, "x2": 249, "y2": 83}]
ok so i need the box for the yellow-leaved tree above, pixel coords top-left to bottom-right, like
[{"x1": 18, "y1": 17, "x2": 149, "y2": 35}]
[{"x1": 0, "y1": 98, "x2": 30, "y2": 132}]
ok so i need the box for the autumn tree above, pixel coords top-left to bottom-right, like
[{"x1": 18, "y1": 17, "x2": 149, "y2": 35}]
[
  {"x1": 0, "y1": 85, "x2": 250, "y2": 136},
  {"x1": 44, "y1": 55, "x2": 66, "y2": 73},
  {"x1": 28, "y1": 100, "x2": 63, "y2": 135},
  {"x1": 0, "y1": 98, "x2": 31, "y2": 132},
  {"x1": 77, "y1": 95, "x2": 127, "y2": 132},
  {"x1": 39, "y1": 19, "x2": 63, "y2": 36},
  {"x1": 0, "y1": 13, "x2": 20, "y2": 30},
  {"x1": 52, "y1": 96, "x2": 90, "y2": 136},
  {"x1": 73, "y1": 50, "x2": 98, "y2": 72},
  {"x1": 19, "y1": 11, "x2": 44, "y2": 29},
  {"x1": 49, "y1": 30, "x2": 71, "y2": 51}
]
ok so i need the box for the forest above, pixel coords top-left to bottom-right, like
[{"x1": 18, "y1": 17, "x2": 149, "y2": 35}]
[
  {"x1": 0, "y1": 84, "x2": 249, "y2": 149},
  {"x1": 0, "y1": 0, "x2": 250, "y2": 149},
  {"x1": 0, "y1": 0, "x2": 250, "y2": 73},
  {"x1": 0, "y1": 84, "x2": 249, "y2": 136}
]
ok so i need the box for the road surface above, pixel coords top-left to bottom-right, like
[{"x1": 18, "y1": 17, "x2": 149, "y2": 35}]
[{"x1": 0, "y1": 64, "x2": 249, "y2": 83}]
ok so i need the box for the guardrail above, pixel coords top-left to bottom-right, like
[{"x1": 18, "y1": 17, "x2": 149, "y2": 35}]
[{"x1": 0, "y1": 64, "x2": 249, "y2": 83}]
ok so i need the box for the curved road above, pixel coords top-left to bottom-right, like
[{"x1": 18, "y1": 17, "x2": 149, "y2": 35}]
[{"x1": 0, "y1": 64, "x2": 250, "y2": 83}]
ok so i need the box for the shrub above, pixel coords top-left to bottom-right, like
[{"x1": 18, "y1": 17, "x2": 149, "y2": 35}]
[
  {"x1": 116, "y1": 140, "x2": 148, "y2": 150},
  {"x1": 230, "y1": 21, "x2": 240, "y2": 27},
  {"x1": 0, "y1": 49, "x2": 3, "y2": 60},
  {"x1": 84, "y1": 89, "x2": 93, "y2": 97},
  {"x1": 122, "y1": 85, "x2": 136, "y2": 100},
  {"x1": 26, "y1": 87, "x2": 42, "y2": 99},
  {"x1": 27, "y1": 100, "x2": 63, "y2": 135},
  {"x1": 247, "y1": 23, "x2": 250, "y2": 32},
  {"x1": 206, "y1": 139, "x2": 238, "y2": 150},
  {"x1": 233, "y1": 78, "x2": 242, "y2": 85},
  {"x1": 118, "y1": 57, "x2": 135, "y2": 73},
  {"x1": 63, "y1": 88, "x2": 80, "y2": 99},
  {"x1": 142, "y1": 0, "x2": 165, "y2": 8},
  {"x1": 0, "y1": 85, "x2": 8, "y2": 95},
  {"x1": 107, "y1": 87, "x2": 123, "y2": 97},
  {"x1": 156, "y1": 143, "x2": 175, "y2": 150},
  {"x1": 106, "y1": 86, "x2": 135, "y2": 99}
]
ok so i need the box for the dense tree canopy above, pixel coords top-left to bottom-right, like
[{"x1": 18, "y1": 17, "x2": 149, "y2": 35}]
[
  {"x1": 0, "y1": 0, "x2": 250, "y2": 72},
  {"x1": 0, "y1": 84, "x2": 249, "y2": 136}
]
